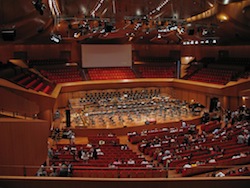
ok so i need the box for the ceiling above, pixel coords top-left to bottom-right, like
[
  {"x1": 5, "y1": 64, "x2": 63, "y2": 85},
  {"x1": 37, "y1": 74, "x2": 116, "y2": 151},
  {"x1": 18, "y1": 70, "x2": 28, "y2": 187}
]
[{"x1": 1, "y1": 0, "x2": 250, "y2": 45}]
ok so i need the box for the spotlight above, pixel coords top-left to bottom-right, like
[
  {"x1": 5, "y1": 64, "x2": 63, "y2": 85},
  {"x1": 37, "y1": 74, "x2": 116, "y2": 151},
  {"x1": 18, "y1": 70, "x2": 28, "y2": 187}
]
[
  {"x1": 32, "y1": 0, "x2": 46, "y2": 15},
  {"x1": 50, "y1": 33, "x2": 61, "y2": 43},
  {"x1": 1, "y1": 29, "x2": 16, "y2": 41},
  {"x1": 74, "y1": 31, "x2": 82, "y2": 39}
]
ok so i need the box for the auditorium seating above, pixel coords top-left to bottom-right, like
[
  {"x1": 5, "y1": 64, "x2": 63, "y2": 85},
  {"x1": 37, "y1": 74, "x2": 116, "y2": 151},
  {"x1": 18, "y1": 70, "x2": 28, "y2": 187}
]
[
  {"x1": 49, "y1": 132, "x2": 169, "y2": 178},
  {"x1": 73, "y1": 168, "x2": 167, "y2": 178},
  {"x1": 128, "y1": 127, "x2": 192, "y2": 145},
  {"x1": 187, "y1": 68, "x2": 237, "y2": 85},
  {"x1": 88, "y1": 67, "x2": 136, "y2": 80},
  {"x1": 240, "y1": 71, "x2": 250, "y2": 79},
  {"x1": 40, "y1": 67, "x2": 83, "y2": 83},
  {"x1": 182, "y1": 155, "x2": 250, "y2": 177},
  {"x1": 0, "y1": 63, "x2": 55, "y2": 94},
  {"x1": 127, "y1": 120, "x2": 250, "y2": 177},
  {"x1": 226, "y1": 166, "x2": 250, "y2": 176},
  {"x1": 138, "y1": 65, "x2": 176, "y2": 78},
  {"x1": 182, "y1": 64, "x2": 201, "y2": 79},
  {"x1": 10, "y1": 70, "x2": 54, "y2": 94},
  {"x1": 200, "y1": 121, "x2": 221, "y2": 133},
  {"x1": 88, "y1": 134, "x2": 120, "y2": 145}
]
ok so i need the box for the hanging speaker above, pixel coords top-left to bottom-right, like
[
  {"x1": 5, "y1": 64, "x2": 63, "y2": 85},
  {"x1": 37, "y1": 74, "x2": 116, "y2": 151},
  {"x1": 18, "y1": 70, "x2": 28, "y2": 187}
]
[{"x1": 1, "y1": 29, "x2": 16, "y2": 41}]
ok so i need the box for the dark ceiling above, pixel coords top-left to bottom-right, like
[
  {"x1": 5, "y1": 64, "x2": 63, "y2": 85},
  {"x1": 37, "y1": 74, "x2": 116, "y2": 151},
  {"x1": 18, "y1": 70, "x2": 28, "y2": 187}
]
[{"x1": 1, "y1": 0, "x2": 250, "y2": 45}]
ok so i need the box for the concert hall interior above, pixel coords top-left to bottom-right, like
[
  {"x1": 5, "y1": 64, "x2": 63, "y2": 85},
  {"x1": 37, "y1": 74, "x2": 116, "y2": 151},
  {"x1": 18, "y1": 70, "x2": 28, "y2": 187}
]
[{"x1": 0, "y1": 0, "x2": 250, "y2": 188}]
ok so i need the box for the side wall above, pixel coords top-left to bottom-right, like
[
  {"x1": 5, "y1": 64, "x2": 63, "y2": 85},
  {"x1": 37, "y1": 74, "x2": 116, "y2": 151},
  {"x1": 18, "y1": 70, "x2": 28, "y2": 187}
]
[
  {"x1": 133, "y1": 44, "x2": 250, "y2": 60},
  {"x1": 1, "y1": 43, "x2": 250, "y2": 64},
  {"x1": 0, "y1": 119, "x2": 50, "y2": 176},
  {"x1": 0, "y1": 87, "x2": 39, "y2": 117}
]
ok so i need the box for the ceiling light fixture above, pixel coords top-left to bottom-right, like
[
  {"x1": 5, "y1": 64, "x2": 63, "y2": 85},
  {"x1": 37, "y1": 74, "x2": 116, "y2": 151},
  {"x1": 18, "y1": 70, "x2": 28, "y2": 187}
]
[
  {"x1": 148, "y1": 0, "x2": 170, "y2": 15},
  {"x1": 91, "y1": 0, "x2": 105, "y2": 17},
  {"x1": 50, "y1": 33, "x2": 61, "y2": 43},
  {"x1": 32, "y1": 0, "x2": 46, "y2": 15}
]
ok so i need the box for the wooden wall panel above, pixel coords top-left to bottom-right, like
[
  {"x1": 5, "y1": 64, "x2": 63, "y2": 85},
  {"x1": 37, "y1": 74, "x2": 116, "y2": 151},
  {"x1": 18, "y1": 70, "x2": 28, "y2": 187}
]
[
  {"x1": 133, "y1": 44, "x2": 250, "y2": 61},
  {"x1": 0, "y1": 87, "x2": 39, "y2": 116},
  {"x1": 0, "y1": 119, "x2": 50, "y2": 176},
  {"x1": 2, "y1": 44, "x2": 250, "y2": 65},
  {"x1": 0, "y1": 43, "x2": 72, "y2": 63},
  {"x1": 229, "y1": 96, "x2": 240, "y2": 111},
  {"x1": 0, "y1": 176, "x2": 250, "y2": 188}
]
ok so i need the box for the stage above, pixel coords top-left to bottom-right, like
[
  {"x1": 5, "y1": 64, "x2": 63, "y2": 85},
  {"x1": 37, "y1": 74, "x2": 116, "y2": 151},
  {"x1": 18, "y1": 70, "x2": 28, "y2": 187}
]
[{"x1": 55, "y1": 109, "x2": 202, "y2": 137}]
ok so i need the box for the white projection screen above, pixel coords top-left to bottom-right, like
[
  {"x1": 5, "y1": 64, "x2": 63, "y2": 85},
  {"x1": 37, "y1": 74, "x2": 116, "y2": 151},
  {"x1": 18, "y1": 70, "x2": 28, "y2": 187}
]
[{"x1": 81, "y1": 44, "x2": 132, "y2": 68}]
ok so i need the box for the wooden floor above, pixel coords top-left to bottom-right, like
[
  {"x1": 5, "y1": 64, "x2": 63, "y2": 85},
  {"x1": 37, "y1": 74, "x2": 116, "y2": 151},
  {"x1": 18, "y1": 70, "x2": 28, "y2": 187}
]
[{"x1": 56, "y1": 107, "x2": 200, "y2": 129}]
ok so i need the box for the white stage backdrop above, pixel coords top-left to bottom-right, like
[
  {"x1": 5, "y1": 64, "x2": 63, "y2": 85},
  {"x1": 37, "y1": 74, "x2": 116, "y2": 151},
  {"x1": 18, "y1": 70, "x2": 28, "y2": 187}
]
[{"x1": 81, "y1": 44, "x2": 132, "y2": 68}]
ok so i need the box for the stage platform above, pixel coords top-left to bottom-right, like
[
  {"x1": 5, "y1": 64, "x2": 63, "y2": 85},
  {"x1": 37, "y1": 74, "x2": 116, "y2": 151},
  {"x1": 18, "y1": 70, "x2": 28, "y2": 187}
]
[{"x1": 55, "y1": 110, "x2": 202, "y2": 137}]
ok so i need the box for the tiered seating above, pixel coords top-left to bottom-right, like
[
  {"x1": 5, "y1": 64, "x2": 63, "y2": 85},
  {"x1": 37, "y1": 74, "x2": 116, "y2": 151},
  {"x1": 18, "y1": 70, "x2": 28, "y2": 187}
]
[
  {"x1": 51, "y1": 143, "x2": 167, "y2": 178},
  {"x1": 226, "y1": 166, "x2": 250, "y2": 176},
  {"x1": 10, "y1": 71, "x2": 54, "y2": 94},
  {"x1": 128, "y1": 120, "x2": 250, "y2": 177},
  {"x1": 49, "y1": 132, "x2": 168, "y2": 178},
  {"x1": 73, "y1": 144, "x2": 167, "y2": 178},
  {"x1": 88, "y1": 134, "x2": 119, "y2": 145},
  {"x1": 128, "y1": 127, "x2": 191, "y2": 144},
  {"x1": 200, "y1": 120, "x2": 221, "y2": 133},
  {"x1": 182, "y1": 153, "x2": 250, "y2": 177},
  {"x1": 138, "y1": 65, "x2": 176, "y2": 78},
  {"x1": 240, "y1": 71, "x2": 250, "y2": 79},
  {"x1": 88, "y1": 67, "x2": 136, "y2": 80},
  {"x1": 188, "y1": 68, "x2": 237, "y2": 85},
  {"x1": 183, "y1": 64, "x2": 201, "y2": 79},
  {"x1": 176, "y1": 123, "x2": 250, "y2": 176},
  {"x1": 28, "y1": 59, "x2": 67, "y2": 67},
  {"x1": 74, "y1": 168, "x2": 167, "y2": 178},
  {"x1": 40, "y1": 67, "x2": 83, "y2": 83}
]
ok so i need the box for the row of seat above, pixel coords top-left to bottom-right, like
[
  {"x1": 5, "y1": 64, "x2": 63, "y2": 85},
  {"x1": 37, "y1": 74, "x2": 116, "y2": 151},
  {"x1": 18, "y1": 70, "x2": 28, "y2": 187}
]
[
  {"x1": 50, "y1": 142, "x2": 152, "y2": 171},
  {"x1": 11, "y1": 72, "x2": 54, "y2": 94},
  {"x1": 73, "y1": 169, "x2": 168, "y2": 178},
  {"x1": 40, "y1": 67, "x2": 83, "y2": 83},
  {"x1": 138, "y1": 66, "x2": 176, "y2": 78},
  {"x1": 88, "y1": 67, "x2": 136, "y2": 80},
  {"x1": 200, "y1": 121, "x2": 221, "y2": 132},
  {"x1": 129, "y1": 127, "x2": 190, "y2": 144},
  {"x1": 188, "y1": 68, "x2": 237, "y2": 85},
  {"x1": 182, "y1": 154, "x2": 250, "y2": 177}
]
